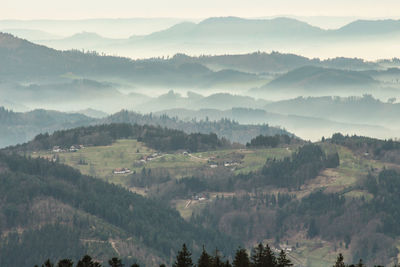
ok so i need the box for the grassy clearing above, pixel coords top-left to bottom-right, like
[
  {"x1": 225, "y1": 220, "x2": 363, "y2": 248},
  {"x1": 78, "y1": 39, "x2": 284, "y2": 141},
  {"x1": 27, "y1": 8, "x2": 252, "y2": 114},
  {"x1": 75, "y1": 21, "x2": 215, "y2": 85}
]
[
  {"x1": 314, "y1": 143, "x2": 391, "y2": 194},
  {"x1": 344, "y1": 190, "x2": 374, "y2": 201},
  {"x1": 34, "y1": 139, "x2": 153, "y2": 185},
  {"x1": 34, "y1": 139, "x2": 206, "y2": 183},
  {"x1": 174, "y1": 192, "x2": 236, "y2": 220},
  {"x1": 235, "y1": 147, "x2": 292, "y2": 174},
  {"x1": 287, "y1": 237, "x2": 350, "y2": 267},
  {"x1": 260, "y1": 234, "x2": 349, "y2": 267},
  {"x1": 280, "y1": 143, "x2": 395, "y2": 199},
  {"x1": 34, "y1": 140, "x2": 295, "y2": 186}
]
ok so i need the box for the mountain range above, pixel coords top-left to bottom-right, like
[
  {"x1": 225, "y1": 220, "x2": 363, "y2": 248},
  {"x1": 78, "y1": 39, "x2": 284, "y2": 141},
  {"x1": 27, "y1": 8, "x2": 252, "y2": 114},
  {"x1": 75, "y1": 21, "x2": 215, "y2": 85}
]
[{"x1": 8, "y1": 17, "x2": 399, "y2": 59}]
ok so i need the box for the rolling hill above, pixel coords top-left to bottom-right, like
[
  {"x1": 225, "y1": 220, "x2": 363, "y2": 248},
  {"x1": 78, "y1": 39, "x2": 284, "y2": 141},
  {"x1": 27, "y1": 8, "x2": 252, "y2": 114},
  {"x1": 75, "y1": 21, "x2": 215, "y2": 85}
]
[
  {"x1": 0, "y1": 32, "x2": 262, "y2": 89},
  {"x1": 154, "y1": 107, "x2": 395, "y2": 141},
  {"x1": 335, "y1": 19, "x2": 400, "y2": 36},
  {"x1": 0, "y1": 107, "x2": 95, "y2": 148},
  {"x1": 264, "y1": 66, "x2": 378, "y2": 89},
  {"x1": 169, "y1": 52, "x2": 378, "y2": 74},
  {"x1": 264, "y1": 95, "x2": 400, "y2": 129}
]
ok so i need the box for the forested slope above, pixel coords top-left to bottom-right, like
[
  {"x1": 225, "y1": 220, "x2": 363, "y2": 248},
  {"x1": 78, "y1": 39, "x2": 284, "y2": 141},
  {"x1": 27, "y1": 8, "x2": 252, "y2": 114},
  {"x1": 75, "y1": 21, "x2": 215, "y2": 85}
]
[{"x1": 0, "y1": 152, "x2": 237, "y2": 267}]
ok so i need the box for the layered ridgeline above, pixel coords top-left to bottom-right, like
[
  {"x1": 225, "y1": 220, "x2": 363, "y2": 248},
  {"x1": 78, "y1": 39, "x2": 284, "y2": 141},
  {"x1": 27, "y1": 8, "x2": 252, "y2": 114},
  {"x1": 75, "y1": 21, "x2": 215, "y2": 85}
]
[
  {"x1": 0, "y1": 107, "x2": 291, "y2": 148},
  {"x1": 0, "y1": 29, "x2": 385, "y2": 79},
  {"x1": 0, "y1": 32, "x2": 259, "y2": 88},
  {"x1": 0, "y1": 150, "x2": 237, "y2": 267},
  {"x1": 3, "y1": 94, "x2": 400, "y2": 148},
  {"x1": 264, "y1": 95, "x2": 400, "y2": 129},
  {"x1": 0, "y1": 31, "x2": 396, "y2": 85},
  {"x1": 1, "y1": 31, "x2": 400, "y2": 117},
  {"x1": 0, "y1": 31, "x2": 387, "y2": 81},
  {"x1": 153, "y1": 95, "x2": 400, "y2": 141}
]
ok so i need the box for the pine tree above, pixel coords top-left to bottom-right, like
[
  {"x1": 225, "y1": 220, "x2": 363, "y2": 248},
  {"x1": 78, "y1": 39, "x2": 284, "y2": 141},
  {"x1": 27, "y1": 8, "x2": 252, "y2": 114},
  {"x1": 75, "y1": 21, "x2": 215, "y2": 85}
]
[
  {"x1": 277, "y1": 250, "x2": 292, "y2": 267},
  {"x1": 211, "y1": 249, "x2": 224, "y2": 267},
  {"x1": 333, "y1": 253, "x2": 345, "y2": 267},
  {"x1": 356, "y1": 259, "x2": 365, "y2": 267},
  {"x1": 265, "y1": 244, "x2": 277, "y2": 267},
  {"x1": 233, "y1": 248, "x2": 250, "y2": 267},
  {"x1": 198, "y1": 246, "x2": 212, "y2": 267},
  {"x1": 173, "y1": 244, "x2": 194, "y2": 267},
  {"x1": 42, "y1": 259, "x2": 54, "y2": 267},
  {"x1": 76, "y1": 255, "x2": 102, "y2": 267},
  {"x1": 57, "y1": 259, "x2": 74, "y2": 267},
  {"x1": 250, "y1": 243, "x2": 266, "y2": 267},
  {"x1": 108, "y1": 257, "x2": 124, "y2": 267}
]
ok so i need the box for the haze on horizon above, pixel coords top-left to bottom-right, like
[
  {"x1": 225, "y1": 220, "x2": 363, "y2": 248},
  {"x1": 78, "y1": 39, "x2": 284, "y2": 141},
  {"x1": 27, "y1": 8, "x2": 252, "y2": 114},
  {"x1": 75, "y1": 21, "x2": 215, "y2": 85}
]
[{"x1": 2, "y1": 0, "x2": 400, "y2": 20}]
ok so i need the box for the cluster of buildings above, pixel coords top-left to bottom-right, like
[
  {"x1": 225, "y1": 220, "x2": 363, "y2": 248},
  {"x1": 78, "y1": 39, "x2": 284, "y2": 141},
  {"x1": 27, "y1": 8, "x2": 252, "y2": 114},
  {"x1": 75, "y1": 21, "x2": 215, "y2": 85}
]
[
  {"x1": 52, "y1": 145, "x2": 83, "y2": 153},
  {"x1": 137, "y1": 152, "x2": 161, "y2": 164},
  {"x1": 192, "y1": 194, "x2": 208, "y2": 201},
  {"x1": 113, "y1": 168, "x2": 132, "y2": 174},
  {"x1": 271, "y1": 244, "x2": 293, "y2": 253},
  {"x1": 208, "y1": 157, "x2": 242, "y2": 169}
]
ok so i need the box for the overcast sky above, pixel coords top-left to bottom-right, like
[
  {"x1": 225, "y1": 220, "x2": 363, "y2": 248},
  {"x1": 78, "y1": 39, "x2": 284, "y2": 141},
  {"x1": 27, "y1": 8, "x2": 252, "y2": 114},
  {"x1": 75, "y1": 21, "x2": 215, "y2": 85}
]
[{"x1": 1, "y1": 0, "x2": 400, "y2": 20}]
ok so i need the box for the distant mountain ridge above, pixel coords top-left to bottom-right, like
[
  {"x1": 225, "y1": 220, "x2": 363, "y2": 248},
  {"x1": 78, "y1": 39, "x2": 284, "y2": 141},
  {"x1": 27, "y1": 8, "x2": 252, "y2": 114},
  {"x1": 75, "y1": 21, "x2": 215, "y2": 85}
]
[
  {"x1": 264, "y1": 95, "x2": 400, "y2": 128},
  {"x1": 336, "y1": 19, "x2": 400, "y2": 35},
  {"x1": 141, "y1": 17, "x2": 324, "y2": 41},
  {"x1": 17, "y1": 17, "x2": 400, "y2": 59}
]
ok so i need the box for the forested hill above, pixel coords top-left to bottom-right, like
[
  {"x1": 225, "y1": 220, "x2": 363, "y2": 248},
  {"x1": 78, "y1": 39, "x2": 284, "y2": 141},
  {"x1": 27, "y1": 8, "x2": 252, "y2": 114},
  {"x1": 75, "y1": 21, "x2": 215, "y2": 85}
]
[
  {"x1": 0, "y1": 32, "x2": 381, "y2": 81},
  {"x1": 102, "y1": 110, "x2": 292, "y2": 144},
  {"x1": 0, "y1": 107, "x2": 292, "y2": 148},
  {"x1": 9, "y1": 123, "x2": 231, "y2": 153},
  {"x1": 328, "y1": 133, "x2": 400, "y2": 164},
  {"x1": 169, "y1": 52, "x2": 378, "y2": 73},
  {"x1": 0, "y1": 152, "x2": 237, "y2": 267},
  {"x1": 0, "y1": 107, "x2": 94, "y2": 148},
  {"x1": 264, "y1": 66, "x2": 378, "y2": 89},
  {"x1": 0, "y1": 32, "x2": 255, "y2": 86},
  {"x1": 0, "y1": 32, "x2": 134, "y2": 79}
]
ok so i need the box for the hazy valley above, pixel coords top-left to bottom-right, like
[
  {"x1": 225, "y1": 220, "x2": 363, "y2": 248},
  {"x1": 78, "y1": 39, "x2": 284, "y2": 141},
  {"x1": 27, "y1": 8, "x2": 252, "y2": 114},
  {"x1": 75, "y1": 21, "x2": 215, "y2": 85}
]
[{"x1": 1, "y1": 13, "x2": 400, "y2": 267}]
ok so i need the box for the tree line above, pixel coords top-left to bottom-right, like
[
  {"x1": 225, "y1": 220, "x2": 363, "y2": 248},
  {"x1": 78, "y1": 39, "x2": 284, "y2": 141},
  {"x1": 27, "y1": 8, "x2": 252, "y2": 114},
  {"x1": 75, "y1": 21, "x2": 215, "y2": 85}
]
[
  {"x1": 10, "y1": 123, "x2": 231, "y2": 153},
  {"x1": 33, "y1": 243, "x2": 391, "y2": 267},
  {"x1": 246, "y1": 134, "x2": 293, "y2": 148}
]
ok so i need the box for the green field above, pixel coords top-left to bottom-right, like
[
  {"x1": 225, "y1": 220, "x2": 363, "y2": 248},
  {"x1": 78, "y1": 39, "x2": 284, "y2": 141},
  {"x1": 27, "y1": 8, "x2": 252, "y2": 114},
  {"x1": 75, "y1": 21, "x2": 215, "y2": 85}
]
[
  {"x1": 33, "y1": 139, "x2": 294, "y2": 186},
  {"x1": 35, "y1": 139, "x2": 153, "y2": 185}
]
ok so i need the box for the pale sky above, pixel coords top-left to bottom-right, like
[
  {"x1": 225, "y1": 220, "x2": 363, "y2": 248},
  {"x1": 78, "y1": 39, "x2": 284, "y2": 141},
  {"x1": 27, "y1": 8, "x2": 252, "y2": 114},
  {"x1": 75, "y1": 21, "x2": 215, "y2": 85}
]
[{"x1": 1, "y1": 0, "x2": 400, "y2": 20}]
